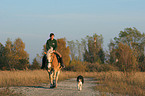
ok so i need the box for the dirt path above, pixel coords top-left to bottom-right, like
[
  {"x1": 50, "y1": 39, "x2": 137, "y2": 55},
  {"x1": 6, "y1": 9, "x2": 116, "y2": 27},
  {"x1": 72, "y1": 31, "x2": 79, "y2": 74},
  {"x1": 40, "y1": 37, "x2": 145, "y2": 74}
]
[{"x1": 8, "y1": 78, "x2": 114, "y2": 96}]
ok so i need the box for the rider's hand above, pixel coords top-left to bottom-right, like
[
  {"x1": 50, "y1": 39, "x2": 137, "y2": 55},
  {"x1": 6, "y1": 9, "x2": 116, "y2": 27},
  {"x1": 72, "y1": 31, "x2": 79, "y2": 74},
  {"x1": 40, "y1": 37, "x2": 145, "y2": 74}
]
[
  {"x1": 44, "y1": 52, "x2": 47, "y2": 54},
  {"x1": 53, "y1": 50, "x2": 56, "y2": 52}
]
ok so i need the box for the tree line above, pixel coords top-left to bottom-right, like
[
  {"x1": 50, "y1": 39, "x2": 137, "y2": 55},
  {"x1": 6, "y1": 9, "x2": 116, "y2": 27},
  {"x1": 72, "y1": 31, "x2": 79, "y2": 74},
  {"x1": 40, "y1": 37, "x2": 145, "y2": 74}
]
[
  {"x1": 0, "y1": 27, "x2": 145, "y2": 72},
  {"x1": 0, "y1": 38, "x2": 29, "y2": 70}
]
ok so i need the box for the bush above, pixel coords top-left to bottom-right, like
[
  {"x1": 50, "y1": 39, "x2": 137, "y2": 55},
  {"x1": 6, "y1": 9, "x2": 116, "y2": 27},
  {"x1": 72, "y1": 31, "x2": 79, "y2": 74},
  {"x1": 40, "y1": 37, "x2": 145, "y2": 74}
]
[
  {"x1": 67, "y1": 59, "x2": 87, "y2": 72},
  {"x1": 101, "y1": 64, "x2": 119, "y2": 72},
  {"x1": 85, "y1": 62, "x2": 119, "y2": 72}
]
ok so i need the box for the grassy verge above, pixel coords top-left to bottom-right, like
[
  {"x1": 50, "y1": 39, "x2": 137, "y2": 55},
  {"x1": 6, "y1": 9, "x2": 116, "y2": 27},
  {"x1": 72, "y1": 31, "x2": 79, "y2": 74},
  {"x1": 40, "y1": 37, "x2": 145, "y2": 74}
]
[
  {"x1": 1, "y1": 70, "x2": 145, "y2": 95},
  {"x1": 95, "y1": 71, "x2": 145, "y2": 96},
  {"x1": 0, "y1": 70, "x2": 49, "y2": 87},
  {"x1": 0, "y1": 70, "x2": 97, "y2": 87}
]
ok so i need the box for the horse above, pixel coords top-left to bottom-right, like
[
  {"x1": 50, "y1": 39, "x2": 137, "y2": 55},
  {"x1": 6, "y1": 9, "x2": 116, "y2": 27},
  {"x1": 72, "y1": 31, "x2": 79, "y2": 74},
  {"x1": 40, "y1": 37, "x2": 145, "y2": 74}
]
[{"x1": 42, "y1": 47, "x2": 62, "y2": 88}]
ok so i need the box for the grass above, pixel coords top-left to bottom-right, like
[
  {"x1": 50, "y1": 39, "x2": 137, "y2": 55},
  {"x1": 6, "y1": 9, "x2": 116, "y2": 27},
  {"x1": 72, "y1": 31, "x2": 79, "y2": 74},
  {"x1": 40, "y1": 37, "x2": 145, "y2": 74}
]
[
  {"x1": 0, "y1": 70, "x2": 49, "y2": 87},
  {"x1": 0, "y1": 70, "x2": 97, "y2": 87},
  {"x1": 94, "y1": 71, "x2": 145, "y2": 96},
  {"x1": 0, "y1": 70, "x2": 145, "y2": 96}
]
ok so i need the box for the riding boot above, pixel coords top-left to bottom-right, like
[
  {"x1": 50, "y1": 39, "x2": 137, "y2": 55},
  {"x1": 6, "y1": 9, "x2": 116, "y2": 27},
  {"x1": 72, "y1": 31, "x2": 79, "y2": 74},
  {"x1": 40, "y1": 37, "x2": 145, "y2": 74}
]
[{"x1": 59, "y1": 57, "x2": 65, "y2": 68}]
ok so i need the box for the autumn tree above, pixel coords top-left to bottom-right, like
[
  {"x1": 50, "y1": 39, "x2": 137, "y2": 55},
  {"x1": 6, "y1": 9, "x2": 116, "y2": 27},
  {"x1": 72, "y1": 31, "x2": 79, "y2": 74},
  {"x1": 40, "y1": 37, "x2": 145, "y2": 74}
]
[
  {"x1": 57, "y1": 38, "x2": 70, "y2": 68},
  {"x1": 13, "y1": 38, "x2": 29, "y2": 69},
  {"x1": 4, "y1": 38, "x2": 15, "y2": 70},
  {"x1": 109, "y1": 27, "x2": 145, "y2": 71},
  {"x1": 108, "y1": 39, "x2": 117, "y2": 64},
  {"x1": 3, "y1": 38, "x2": 29, "y2": 70},
  {"x1": 115, "y1": 43, "x2": 138, "y2": 72},
  {"x1": 110, "y1": 27, "x2": 145, "y2": 61}
]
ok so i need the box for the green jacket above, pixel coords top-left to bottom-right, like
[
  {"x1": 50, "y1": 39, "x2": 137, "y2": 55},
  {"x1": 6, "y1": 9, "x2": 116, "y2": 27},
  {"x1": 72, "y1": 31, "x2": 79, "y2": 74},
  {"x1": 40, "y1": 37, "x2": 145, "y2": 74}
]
[{"x1": 46, "y1": 39, "x2": 57, "y2": 51}]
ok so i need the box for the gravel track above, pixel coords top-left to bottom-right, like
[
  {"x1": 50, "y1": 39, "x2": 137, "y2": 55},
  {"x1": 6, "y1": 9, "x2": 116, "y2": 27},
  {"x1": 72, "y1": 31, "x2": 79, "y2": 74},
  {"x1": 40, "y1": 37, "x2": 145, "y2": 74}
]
[{"x1": 7, "y1": 78, "x2": 117, "y2": 96}]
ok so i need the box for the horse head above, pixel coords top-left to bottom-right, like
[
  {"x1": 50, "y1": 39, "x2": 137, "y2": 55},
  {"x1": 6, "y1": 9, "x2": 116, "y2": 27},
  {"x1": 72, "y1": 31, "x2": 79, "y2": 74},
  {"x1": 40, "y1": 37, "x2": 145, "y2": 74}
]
[{"x1": 47, "y1": 47, "x2": 53, "y2": 68}]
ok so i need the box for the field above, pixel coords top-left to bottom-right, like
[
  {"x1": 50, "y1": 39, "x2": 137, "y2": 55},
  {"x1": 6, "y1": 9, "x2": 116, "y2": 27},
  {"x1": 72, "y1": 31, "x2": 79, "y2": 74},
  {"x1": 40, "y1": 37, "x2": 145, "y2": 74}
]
[
  {"x1": 94, "y1": 71, "x2": 145, "y2": 96},
  {"x1": 0, "y1": 70, "x2": 145, "y2": 96}
]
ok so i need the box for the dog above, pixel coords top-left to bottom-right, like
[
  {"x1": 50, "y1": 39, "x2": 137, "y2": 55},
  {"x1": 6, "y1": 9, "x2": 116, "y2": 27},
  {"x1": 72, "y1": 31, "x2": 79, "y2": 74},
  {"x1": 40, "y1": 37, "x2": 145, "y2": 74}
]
[{"x1": 77, "y1": 75, "x2": 84, "y2": 91}]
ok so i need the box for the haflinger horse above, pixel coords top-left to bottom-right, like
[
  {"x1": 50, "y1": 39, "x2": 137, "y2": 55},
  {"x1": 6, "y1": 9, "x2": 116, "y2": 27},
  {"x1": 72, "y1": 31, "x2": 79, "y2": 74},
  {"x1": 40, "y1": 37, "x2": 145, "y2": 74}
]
[{"x1": 44, "y1": 47, "x2": 62, "y2": 88}]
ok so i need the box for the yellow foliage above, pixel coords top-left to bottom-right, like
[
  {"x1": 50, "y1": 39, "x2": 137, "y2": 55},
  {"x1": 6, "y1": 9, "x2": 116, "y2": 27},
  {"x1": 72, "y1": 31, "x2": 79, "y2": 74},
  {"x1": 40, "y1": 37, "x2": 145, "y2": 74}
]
[
  {"x1": 57, "y1": 38, "x2": 70, "y2": 67},
  {"x1": 116, "y1": 42, "x2": 138, "y2": 72}
]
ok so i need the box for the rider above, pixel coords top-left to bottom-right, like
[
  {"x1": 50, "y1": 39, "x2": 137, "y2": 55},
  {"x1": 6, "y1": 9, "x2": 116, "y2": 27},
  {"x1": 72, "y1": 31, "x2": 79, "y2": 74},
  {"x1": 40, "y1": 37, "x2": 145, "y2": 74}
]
[{"x1": 44, "y1": 33, "x2": 65, "y2": 68}]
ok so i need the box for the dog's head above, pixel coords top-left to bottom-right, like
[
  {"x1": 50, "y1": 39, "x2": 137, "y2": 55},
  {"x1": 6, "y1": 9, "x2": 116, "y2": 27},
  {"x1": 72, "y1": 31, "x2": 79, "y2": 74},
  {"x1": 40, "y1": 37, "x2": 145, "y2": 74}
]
[
  {"x1": 79, "y1": 79, "x2": 82, "y2": 82},
  {"x1": 77, "y1": 75, "x2": 84, "y2": 84}
]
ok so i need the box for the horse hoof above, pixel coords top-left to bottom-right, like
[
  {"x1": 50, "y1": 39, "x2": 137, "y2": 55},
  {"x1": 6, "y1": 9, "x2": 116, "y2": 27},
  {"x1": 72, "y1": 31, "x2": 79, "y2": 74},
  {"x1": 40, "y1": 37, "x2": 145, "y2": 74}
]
[
  {"x1": 50, "y1": 85, "x2": 54, "y2": 88},
  {"x1": 50, "y1": 85, "x2": 56, "y2": 88},
  {"x1": 53, "y1": 85, "x2": 56, "y2": 88}
]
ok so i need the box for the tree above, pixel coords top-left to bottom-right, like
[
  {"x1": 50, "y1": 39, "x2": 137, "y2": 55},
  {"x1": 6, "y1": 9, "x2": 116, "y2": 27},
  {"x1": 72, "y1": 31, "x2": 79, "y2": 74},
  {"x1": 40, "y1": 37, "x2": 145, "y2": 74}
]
[
  {"x1": 31, "y1": 58, "x2": 40, "y2": 69},
  {"x1": 57, "y1": 38, "x2": 70, "y2": 68},
  {"x1": 3, "y1": 38, "x2": 29, "y2": 70},
  {"x1": 13, "y1": 38, "x2": 29, "y2": 69},
  {"x1": 4, "y1": 38, "x2": 15, "y2": 70},
  {"x1": 67, "y1": 40, "x2": 85, "y2": 61},
  {"x1": 109, "y1": 27, "x2": 145, "y2": 67},
  {"x1": 115, "y1": 43, "x2": 138, "y2": 72},
  {"x1": 98, "y1": 48, "x2": 105, "y2": 64},
  {"x1": 0, "y1": 43, "x2": 6, "y2": 70},
  {"x1": 112, "y1": 27, "x2": 145, "y2": 59},
  {"x1": 83, "y1": 34, "x2": 105, "y2": 63},
  {"x1": 67, "y1": 40, "x2": 77, "y2": 60}
]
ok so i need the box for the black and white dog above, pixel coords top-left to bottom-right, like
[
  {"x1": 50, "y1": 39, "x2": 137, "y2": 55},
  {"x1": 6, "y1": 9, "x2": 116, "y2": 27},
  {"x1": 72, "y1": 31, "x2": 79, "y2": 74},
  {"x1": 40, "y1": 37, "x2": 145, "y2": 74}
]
[{"x1": 77, "y1": 75, "x2": 84, "y2": 91}]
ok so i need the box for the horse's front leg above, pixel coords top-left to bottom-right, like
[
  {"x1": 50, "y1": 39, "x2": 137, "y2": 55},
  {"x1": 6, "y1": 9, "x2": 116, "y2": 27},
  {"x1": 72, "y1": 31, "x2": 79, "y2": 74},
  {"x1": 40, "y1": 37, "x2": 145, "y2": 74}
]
[
  {"x1": 55, "y1": 70, "x2": 60, "y2": 88},
  {"x1": 48, "y1": 71, "x2": 53, "y2": 88},
  {"x1": 52, "y1": 71, "x2": 57, "y2": 88}
]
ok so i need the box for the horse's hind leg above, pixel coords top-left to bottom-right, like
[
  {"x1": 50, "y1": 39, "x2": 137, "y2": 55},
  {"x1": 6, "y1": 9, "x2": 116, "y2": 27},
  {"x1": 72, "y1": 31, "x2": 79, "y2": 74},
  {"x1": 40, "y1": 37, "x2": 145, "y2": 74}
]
[{"x1": 52, "y1": 70, "x2": 60, "y2": 88}]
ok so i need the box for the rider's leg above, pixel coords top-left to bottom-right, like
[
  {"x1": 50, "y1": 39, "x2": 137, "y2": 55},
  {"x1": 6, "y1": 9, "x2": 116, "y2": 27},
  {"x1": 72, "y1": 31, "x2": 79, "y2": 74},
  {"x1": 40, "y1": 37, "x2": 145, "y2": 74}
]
[
  {"x1": 54, "y1": 51, "x2": 65, "y2": 68},
  {"x1": 41, "y1": 54, "x2": 47, "y2": 69}
]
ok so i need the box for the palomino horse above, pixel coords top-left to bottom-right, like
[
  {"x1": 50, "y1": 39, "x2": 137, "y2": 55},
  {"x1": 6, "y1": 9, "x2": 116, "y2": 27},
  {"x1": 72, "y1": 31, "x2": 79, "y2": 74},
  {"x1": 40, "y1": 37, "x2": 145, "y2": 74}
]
[{"x1": 46, "y1": 47, "x2": 62, "y2": 88}]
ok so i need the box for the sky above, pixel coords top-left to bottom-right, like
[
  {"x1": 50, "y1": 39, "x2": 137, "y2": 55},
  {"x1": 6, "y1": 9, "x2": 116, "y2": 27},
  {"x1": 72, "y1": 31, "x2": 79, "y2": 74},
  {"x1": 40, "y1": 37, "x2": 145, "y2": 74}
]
[{"x1": 0, "y1": 0, "x2": 145, "y2": 63}]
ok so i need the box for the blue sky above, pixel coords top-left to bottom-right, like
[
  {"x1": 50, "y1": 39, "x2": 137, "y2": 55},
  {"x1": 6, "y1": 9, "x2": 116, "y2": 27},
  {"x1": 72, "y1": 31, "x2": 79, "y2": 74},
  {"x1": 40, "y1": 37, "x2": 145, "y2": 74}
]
[{"x1": 0, "y1": 0, "x2": 145, "y2": 63}]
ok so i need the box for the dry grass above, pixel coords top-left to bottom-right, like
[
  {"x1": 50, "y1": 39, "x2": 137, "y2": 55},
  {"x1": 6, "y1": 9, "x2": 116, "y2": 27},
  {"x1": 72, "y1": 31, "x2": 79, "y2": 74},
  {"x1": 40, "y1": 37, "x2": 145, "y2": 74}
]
[
  {"x1": 0, "y1": 70, "x2": 97, "y2": 87},
  {"x1": 0, "y1": 70, "x2": 49, "y2": 87},
  {"x1": 0, "y1": 70, "x2": 145, "y2": 96},
  {"x1": 95, "y1": 71, "x2": 145, "y2": 96}
]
